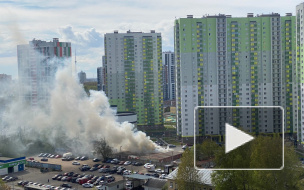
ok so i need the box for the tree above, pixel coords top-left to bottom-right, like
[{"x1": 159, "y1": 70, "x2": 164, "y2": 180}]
[
  {"x1": 93, "y1": 138, "x2": 113, "y2": 161},
  {"x1": 252, "y1": 144, "x2": 303, "y2": 190},
  {"x1": 175, "y1": 148, "x2": 201, "y2": 190},
  {"x1": 0, "y1": 179, "x2": 10, "y2": 190},
  {"x1": 212, "y1": 136, "x2": 304, "y2": 190},
  {"x1": 196, "y1": 139, "x2": 220, "y2": 161}
]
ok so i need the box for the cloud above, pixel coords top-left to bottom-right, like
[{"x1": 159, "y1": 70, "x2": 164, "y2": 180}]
[
  {"x1": 58, "y1": 25, "x2": 103, "y2": 48},
  {"x1": 0, "y1": 0, "x2": 301, "y2": 79}
]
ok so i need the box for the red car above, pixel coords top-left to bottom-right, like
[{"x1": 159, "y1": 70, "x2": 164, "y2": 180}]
[{"x1": 55, "y1": 155, "x2": 62, "y2": 158}]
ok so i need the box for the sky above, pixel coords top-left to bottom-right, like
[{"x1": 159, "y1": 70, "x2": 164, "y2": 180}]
[{"x1": 0, "y1": 0, "x2": 302, "y2": 79}]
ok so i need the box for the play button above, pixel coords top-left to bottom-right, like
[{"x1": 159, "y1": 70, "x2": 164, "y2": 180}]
[{"x1": 225, "y1": 123, "x2": 255, "y2": 154}]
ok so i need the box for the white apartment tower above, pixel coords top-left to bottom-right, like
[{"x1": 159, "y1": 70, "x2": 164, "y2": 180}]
[{"x1": 17, "y1": 38, "x2": 71, "y2": 107}]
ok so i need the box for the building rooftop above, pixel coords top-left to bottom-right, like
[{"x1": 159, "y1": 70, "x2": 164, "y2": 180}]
[
  {"x1": 0, "y1": 157, "x2": 13, "y2": 161},
  {"x1": 166, "y1": 167, "x2": 213, "y2": 185},
  {"x1": 124, "y1": 174, "x2": 152, "y2": 180},
  {"x1": 105, "y1": 180, "x2": 124, "y2": 187},
  {"x1": 0, "y1": 156, "x2": 26, "y2": 163},
  {"x1": 141, "y1": 151, "x2": 182, "y2": 162},
  {"x1": 143, "y1": 178, "x2": 167, "y2": 189}
]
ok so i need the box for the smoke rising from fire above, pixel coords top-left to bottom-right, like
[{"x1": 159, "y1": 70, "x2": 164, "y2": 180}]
[{"x1": 0, "y1": 63, "x2": 163, "y2": 156}]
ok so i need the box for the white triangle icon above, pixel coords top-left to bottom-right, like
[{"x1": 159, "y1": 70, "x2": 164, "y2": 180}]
[{"x1": 225, "y1": 123, "x2": 255, "y2": 154}]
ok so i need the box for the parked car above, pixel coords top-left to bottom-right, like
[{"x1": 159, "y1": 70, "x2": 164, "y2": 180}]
[
  {"x1": 90, "y1": 167, "x2": 98, "y2": 171},
  {"x1": 2, "y1": 176, "x2": 9, "y2": 181},
  {"x1": 75, "y1": 156, "x2": 81, "y2": 160},
  {"x1": 155, "y1": 169, "x2": 164, "y2": 173},
  {"x1": 93, "y1": 158, "x2": 100, "y2": 162},
  {"x1": 123, "y1": 170, "x2": 131, "y2": 175},
  {"x1": 182, "y1": 144, "x2": 188, "y2": 150},
  {"x1": 105, "y1": 159, "x2": 112, "y2": 163},
  {"x1": 111, "y1": 158, "x2": 120, "y2": 164},
  {"x1": 6, "y1": 176, "x2": 18, "y2": 182},
  {"x1": 134, "y1": 162, "x2": 143, "y2": 166},
  {"x1": 61, "y1": 183, "x2": 72, "y2": 188},
  {"x1": 55, "y1": 155, "x2": 62, "y2": 158},
  {"x1": 72, "y1": 161, "x2": 80, "y2": 165},
  {"x1": 96, "y1": 185, "x2": 103, "y2": 190},
  {"x1": 17, "y1": 181, "x2": 24, "y2": 185},
  {"x1": 167, "y1": 144, "x2": 176, "y2": 148},
  {"x1": 124, "y1": 161, "x2": 131, "y2": 165},
  {"x1": 52, "y1": 174, "x2": 62, "y2": 180},
  {"x1": 109, "y1": 168, "x2": 117, "y2": 174},
  {"x1": 159, "y1": 174, "x2": 167, "y2": 179},
  {"x1": 41, "y1": 157, "x2": 48, "y2": 161},
  {"x1": 80, "y1": 156, "x2": 88, "y2": 161},
  {"x1": 82, "y1": 183, "x2": 94, "y2": 188},
  {"x1": 144, "y1": 163, "x2": 154, "y2": 169},
  {"x1": 118, "y1": 161, "x2": 125, "y2": 165}
]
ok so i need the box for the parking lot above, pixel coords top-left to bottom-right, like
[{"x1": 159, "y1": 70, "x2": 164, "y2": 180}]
[{"x1": 3, "y1": 155, "x2": 166, "y2": 190}]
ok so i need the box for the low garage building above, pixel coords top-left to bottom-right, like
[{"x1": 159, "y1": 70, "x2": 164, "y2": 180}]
[{"x1": 0, "y1": 156, "x2": 26, "y2": 175}]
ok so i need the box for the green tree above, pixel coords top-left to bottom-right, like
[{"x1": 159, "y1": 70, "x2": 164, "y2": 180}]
[
  {"x1": 93, "y1": 138, "x2": 113, "y2": 161},
  {"x1": 252, "y1": 144, "x2": 303, "y2": 190},
  {"x1": 175, "y1": 148, "x2": 200, "y2": 190},
  {"x1": 212, "y1": 136, "x2": 303, "y2": 190},
  {"x1": 196, "y1": 139, "x2": 220, "y2": 161}
]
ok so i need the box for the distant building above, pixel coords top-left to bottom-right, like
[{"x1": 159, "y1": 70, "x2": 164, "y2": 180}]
[
  {"x1": 0, "y1": 74, "x2": 12, "y2": 82},
  {"x1": 162, "y1": 51, "x2": 175, "y2": 101},
  {"x1": 104, "y1": 30, "x2": 163, "y2": 128},
  {"x1": 0, "y1": 156, "x2": 26, "y2": 175},
  {"x1": 78, "y1": 71, "x2": 86, "y2": 84},
  {"x1": 17, "y1": 38, "x2": 71, "y2": 107},
  {"x1": 97, "y1": 67, "x2": 105, "y2": 91}
]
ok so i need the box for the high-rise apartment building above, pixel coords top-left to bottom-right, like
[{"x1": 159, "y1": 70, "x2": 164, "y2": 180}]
[
  {"x1": 17, "y1": 38, "x2": 71, "y2": 107},
  {"x1": 175, "y1": 14, "x2": 297, "y2": 143},
  {"x1": 104, "y1": 30, "x2": 163, "y2": 128},
  {"x1": 297, "y1": 3, "x2": 304, "y2": 143},
  {"x1": 97, "y1": 67, "x2": 105, "y2": 91},
  {"x1": 162, "y1": 51, "x2": 176, "y2": 101},
  {"x1": 78, "y1": 71, "x2": 86, "y2": 84}
]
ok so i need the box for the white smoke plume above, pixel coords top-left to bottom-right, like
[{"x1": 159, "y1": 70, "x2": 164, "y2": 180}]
[{"x1": 0, "y1": 62, "x2": 164, "y2": 156}]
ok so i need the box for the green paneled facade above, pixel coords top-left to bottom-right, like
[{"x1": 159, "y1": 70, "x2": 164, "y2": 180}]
[
  {"x1": 104, "y1": 31, "x2": 163, "y2": 128},
  {"x1": 175, "y1": 14, "x2": 297, "y2": 143}
]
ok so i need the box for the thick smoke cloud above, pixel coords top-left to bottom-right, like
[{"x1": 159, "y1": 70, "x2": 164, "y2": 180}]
[{"x1": 0, "y1": 63, "x2": 163, "y2": 157}]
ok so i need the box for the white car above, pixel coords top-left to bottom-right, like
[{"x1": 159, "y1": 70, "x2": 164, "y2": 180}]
[
  {"x1": 82, "y1": 183, "x2": 94, "y2": 188},
  {"x1": 144, "y1": 163, "x2": 154, "y2": 169},
  {"x1": 124, "y1": 161, "x2": 131, "y2": 165},
  {"x1": 123, "y1": 170, "x2": 132, "y2": 175},
  {"x1": 159, "y1": 174, "x2": 167, "y2": 179},
  {"x1": 155, "y1": 169, "x2": 164, "y2": 173},
  {"x1": 96, "y1": 185, "x2": 103, "y2": 190},
  {"x1": 72, "y1": 161, "x2": 80, "y2": 165}
]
